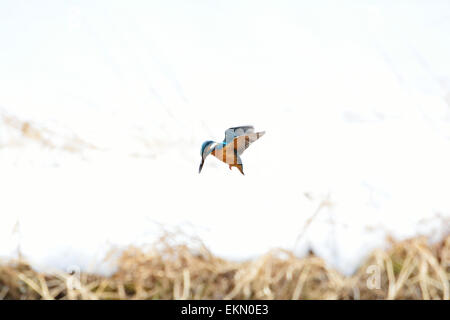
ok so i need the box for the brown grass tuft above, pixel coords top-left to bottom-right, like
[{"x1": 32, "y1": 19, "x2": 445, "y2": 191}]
[
  {"x1": 0, "y1": 235, "x2": 448, "y2": 300},
  {"x1": 0, "y1": 109, "x2": 96, "y2": 152}
]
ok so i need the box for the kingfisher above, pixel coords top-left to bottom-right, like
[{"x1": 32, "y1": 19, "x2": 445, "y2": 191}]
[{"x1": 199, "y1": 126, "x2": 265, "y2": 175}]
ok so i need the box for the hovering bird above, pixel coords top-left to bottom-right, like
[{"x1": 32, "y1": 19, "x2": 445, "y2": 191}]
[{"x1": 199, "y1": 126, "x2": 265, "y2": 175}]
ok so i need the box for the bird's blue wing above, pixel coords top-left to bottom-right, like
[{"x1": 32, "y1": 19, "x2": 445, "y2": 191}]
[
  {"x1": 223, "y1": 126, "x2": 254, "y2": 144},
  {"x1": 226, "y1": 131, "x2": 265, "y2": 156}
]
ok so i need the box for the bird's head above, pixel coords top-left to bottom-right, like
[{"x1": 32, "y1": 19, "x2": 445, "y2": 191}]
[{"x1": 199, "y1": 140, "x2": 215, "y2": 173}]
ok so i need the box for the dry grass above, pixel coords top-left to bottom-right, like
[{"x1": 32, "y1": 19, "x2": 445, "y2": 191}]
[
  {"x1": 0, "y1": 109, "x2": 96, "y2": 152},
  {"x1": 0, "y1": 235, "x2": 448, "y2": 300}
]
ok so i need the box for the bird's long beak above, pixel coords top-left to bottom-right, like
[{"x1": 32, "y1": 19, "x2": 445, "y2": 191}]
[{"x1": 199, "y1": 159, "x2": 204, "y2": 173}]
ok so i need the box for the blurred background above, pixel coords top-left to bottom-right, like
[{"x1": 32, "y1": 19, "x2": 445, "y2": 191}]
[{"x1": 0, "y1": 0, "x2": 449, "y2": 276}]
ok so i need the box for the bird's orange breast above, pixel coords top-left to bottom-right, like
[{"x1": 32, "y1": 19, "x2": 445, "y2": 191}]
[{"x1": 211, "y1": 145, "x2": 240, "y2": 165}]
